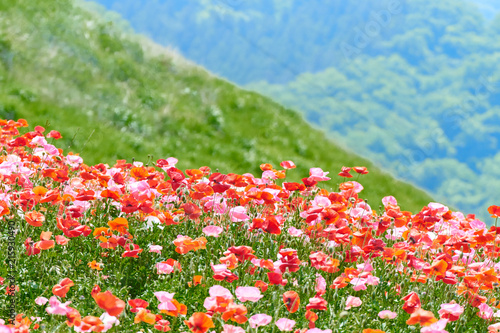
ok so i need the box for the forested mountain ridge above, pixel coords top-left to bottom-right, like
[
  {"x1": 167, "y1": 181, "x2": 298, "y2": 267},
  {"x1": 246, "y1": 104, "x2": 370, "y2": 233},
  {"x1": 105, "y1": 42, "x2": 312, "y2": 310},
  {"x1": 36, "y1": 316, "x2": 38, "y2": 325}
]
[
  {"x1": 93, "y1": 0, "x2": 500, "y2": 220},
  {"x1": 0, "y1": 0, "x2": 434, "y2": 212}
]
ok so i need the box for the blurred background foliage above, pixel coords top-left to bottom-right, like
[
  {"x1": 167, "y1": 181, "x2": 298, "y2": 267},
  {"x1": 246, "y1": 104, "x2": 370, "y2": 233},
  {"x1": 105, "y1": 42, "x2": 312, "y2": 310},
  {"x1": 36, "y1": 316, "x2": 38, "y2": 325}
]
[
  {"x1": 0, "y1": 0, "x2": 435, "y2": 213},
  {"x1": 92, "y1": 0, "x2": 500, "y2": 220}
]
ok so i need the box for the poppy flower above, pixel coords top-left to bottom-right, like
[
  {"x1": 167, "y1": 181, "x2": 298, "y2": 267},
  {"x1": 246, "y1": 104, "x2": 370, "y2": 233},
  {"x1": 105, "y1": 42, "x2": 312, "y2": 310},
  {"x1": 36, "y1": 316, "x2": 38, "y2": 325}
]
[
  {"x1": 25, "y1": 211, "x2": 44, "y2": 227},
  {"x1": 92, "y1": 289, "x2": 125, "y2": 317},
  {"x1": 108, "y1": 217, "x2": 128, "y2": 234},
  {"x1": 248, "y1": 314, "x2": 272, "y2": 328},
  {"x1": 406, "y1": 308, "x2": 438, "y2": 326},
  {"x1": 283, "y1": 291, "x2": 300, "y2": 313},
  {"x1": 402, "y1": 292, "x2": 421, "y2": 314},
  {"x1": 345, "y1": 296, "x2": 362, "y2": 310},
  {"x1": 128, "y1": 299, "x2": 149, "y2": 313},
  {"x1": 275, "y1": 318, "x2": 296, "y2": 331},
  {"x1": 221, "y1": 303, "x2": 248, "y2": 324},
  {"x1": 78, "y1": 316, "x2": 105, "y2": 332},
  {"x1": 184, "y1": 312, "x2": 215, "y2": 333},
  {"x1": 52, "y1": 278, "x2": 74, "y2": 298},
  {"x1": 488, "y1": 205, "x2": 500, "y2": 218},
  {"x1": 134, "y1": 308, "x2": 156, "y2": 325},
  {"x1": 154, "y1": 319, "x2": 172, "y2": 332},
  {"x1": 235, "y1": 286, "x2": 263, "y2": 303}
]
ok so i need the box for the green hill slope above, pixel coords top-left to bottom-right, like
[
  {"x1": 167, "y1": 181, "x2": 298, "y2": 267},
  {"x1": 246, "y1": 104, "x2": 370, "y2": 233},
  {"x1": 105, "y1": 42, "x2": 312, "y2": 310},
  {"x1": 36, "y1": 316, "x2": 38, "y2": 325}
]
[{"x1": 0, "y1": 0, "x2": 433, "y2": 212}]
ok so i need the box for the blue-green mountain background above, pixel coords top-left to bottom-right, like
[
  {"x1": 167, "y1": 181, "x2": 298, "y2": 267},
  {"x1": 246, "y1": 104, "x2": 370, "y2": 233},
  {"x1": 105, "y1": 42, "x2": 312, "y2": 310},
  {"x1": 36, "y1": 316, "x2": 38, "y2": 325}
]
[{"x1": 92, "y1": 0, "x2": 500, "y2": 220}]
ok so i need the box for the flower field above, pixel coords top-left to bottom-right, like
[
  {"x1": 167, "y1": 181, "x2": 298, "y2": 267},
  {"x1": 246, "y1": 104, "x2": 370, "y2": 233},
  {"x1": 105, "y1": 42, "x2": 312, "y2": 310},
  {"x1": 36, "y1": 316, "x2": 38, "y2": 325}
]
[{"x1": 1, "y1": 118, "x2": 500, "y2": 333}]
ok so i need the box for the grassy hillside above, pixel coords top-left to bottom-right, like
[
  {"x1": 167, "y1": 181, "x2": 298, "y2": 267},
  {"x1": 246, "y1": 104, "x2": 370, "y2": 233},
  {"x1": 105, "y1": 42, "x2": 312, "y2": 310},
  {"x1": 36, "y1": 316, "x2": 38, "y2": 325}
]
[{"x1": 0, "y1": 0, "x2": 433, "y2": 212}]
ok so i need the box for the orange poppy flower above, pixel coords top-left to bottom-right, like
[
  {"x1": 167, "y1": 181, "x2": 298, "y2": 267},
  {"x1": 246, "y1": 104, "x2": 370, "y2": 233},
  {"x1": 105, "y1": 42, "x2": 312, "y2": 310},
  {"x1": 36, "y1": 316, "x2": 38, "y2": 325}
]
[
  {"x1": 134, "y1": 308, "x2": 156, "y2": 325},
  {"x1": 65, "y1": 307, "x2": 82, "y2": 327},
  {"x1": 0, "y1": 200, "x2": 9, "y2": 216},
  {"x1": 221, "y1": 303, "x2": 248, "y2": 324},
  {"x1": 79, "y1": 316, "x2": 106, "y2": 332},
  {"x1": 88, "y1": 260, "x2": 103, "y2": 271},
  {"x1": 362, "y1": 330, "x2": 385, "y2": 333},
  {"x1": 52, "y1": 278, "x2": 74, "y2": 298},
  {"x1": 161, "y1": 299, "x2": 187, "y2": 317},
  {"x1": 283, "y1": 291, "x2": 300, "y2": 313},
  {"x1": 184, "y1": 312, "x2": 215, "y2": 333},
  {"x1": 108, "y1": 217, "x2": 128, "y2": 234},
  {"x1": 92, "y1": 288, "x2": 125, "y2": 316},
  {"x1": 406, "y1": 308, "x2": 438, "y2": 326},
  {"x1": 25, "y1": 211, "x2": 44, "y2": 227},
  {"x1": 219, "y1": 253, "x2": 238, "y2": 270}
]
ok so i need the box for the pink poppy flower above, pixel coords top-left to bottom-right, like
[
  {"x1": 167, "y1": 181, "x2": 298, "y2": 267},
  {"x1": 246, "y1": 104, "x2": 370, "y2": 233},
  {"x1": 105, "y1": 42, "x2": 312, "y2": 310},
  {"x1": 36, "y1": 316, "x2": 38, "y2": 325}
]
[
  {"x1": 249, "y1": 314, "x2": 272, "y2": 328},
  {"x1": 209, "y1": 285, "x2": 233, "y2": 299},
  {"x1": 489, "y1": 323, "x2": 500, "y2": 333},
  {"x1": 203, "y1": 225, "x2": 223, "y2": 237},
  {"x1": 35, "y1": 296, "x2": 49, "y2": 305},
  {"x1": 378, "y1": 310, "x2": 397, "y2": 319},
  {"x1": 421, "y1": 319, "x2": 449, "y2": 333},
  {"x1": 478, "y1": 303, "x2": 494, "y2": 320},
  {"x1": 154, "y1": 291, "x2": 177, "y2": 311},
  {"x1": 229, "y1": 206, "x2": 250, "y2": 222},
  {"x1": 149, "y1": 245, "x2": 163, "y2": 254},
  {"x1": 288, "y1": 227, "x2": 303, "y2": 237},
  {"x1": 315, "y1": 274, "x2": 326, "y2": 296},
  {"x1": 0, "y1": 324, "x2": 14, "y2": 333},
  {"x1": 382, "y1": 196, "x2": 397, "y2": 206},
  {"x1": 345, "y1": 296, "x2": 362, "y2": 310},
  {"x1": 156, "y1": 262, "x2": 174, "y2": 274},
  {"x1": 306, "y1": 329, "x2": 332, "y2": 333},
  {"x1": 221, "y1": 325, "x2": 245, "y2": 333},
  {"x1": 280, "y1": 161, "x2": 296, "y2": 169},
  {"x1": 45, "y1": 296, "x2": 72, "y2": 315},
  {"x1": 275, "y1": 318, "x2": 296, "y2": 331},
  {"x1": 350, "y1": 278, "x2": 367, "y2": 291},
  {"x1": 438, "y1": 302, "x2": 464, "y2": 321},
  {"x1": 235, "y1": 286, "x2": 263, "y2": 302},
  {"x1": 308, "y1": 168, "x2": 330, "y2": 182}
]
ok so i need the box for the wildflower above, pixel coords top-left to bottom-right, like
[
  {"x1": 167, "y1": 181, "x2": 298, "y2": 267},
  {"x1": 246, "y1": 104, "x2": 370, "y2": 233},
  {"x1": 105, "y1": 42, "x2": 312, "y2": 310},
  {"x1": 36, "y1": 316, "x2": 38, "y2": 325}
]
[
  {"x1": 108, "y1": 217, "x2": 128, "y2": 234},
  {"x1": 52, "y1": 278, "x2": 74, "y2": 298},
  {"x1": 402, "y1": 292, "x2": 421, "y2": 314},
  {"x1": 202, "y1": 225, "x2": 223, "y2": 237},
  {"x1": 283, "y1": 291, "x2": 300, "y2": 313},
  {"x1": 184, "y1": 312, "x2": 215, "y2": 333},
  {"x1": 149, "y1": 244, "x2": 163, "y2": 254},
  {"x1": 45, "y1": 296, "x2": 72, "y2": 315},
  {"x1": 25, "y1": 211, "x2": 44, "y2": 227},
  {"x1": 88, "y1": 260, "x2": 103, "y2": 271},
  {"x1": 276, "y1": 318, "x2": 296, "y2": 331},
  {"x1": 248, "y1": 314, "x2": 272, "y2": 328},
  {"x1": 345, "y1": 296, "x2": 362, "y2": 310},
  {"x1": 154, "y1": 319, "x2": 172, "y2": 332},
  {"x1": 128, "y1": 299, "x2": 149, "y2": 313},
  {"x1": 438, "y1": 302, "x2": 464, "y2": 321},
  {"x1": 478, "y1": 302, "x2": 494, "y2": 320},
  {"x1": 421, "y1": 319, "x2": 449, "y2": 333},
  {"x1": 91, "y1": 286, "x2": 125, "y2": 317},
  {"x1": 35, "y1": 297, "x2": 48, "y2": 306},
  {"x1": 221, "y1": 324, "x2": 245, "y2": 333},
  {"x1": 134, "y1": 308, "x2": 156, "y2": 325},
  {"x1": 378, "y1": 310, "x2": 397, "y2": 319},
  {"x1": 406, "y1": 308, "x2": 438, "y2": 326},
  {"x1": 235, "y1": 286, "x2": 263, "y2": 302}
]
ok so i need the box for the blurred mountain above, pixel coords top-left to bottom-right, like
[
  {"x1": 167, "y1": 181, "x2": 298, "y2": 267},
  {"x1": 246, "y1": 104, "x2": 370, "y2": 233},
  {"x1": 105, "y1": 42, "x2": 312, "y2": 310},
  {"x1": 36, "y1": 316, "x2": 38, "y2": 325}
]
[
  {"x1": 91, "y1": 0, "x2": 500, "y2": 221},
  {"x1": 0, "y1": 0, "x2": 434, "y2": 211}
]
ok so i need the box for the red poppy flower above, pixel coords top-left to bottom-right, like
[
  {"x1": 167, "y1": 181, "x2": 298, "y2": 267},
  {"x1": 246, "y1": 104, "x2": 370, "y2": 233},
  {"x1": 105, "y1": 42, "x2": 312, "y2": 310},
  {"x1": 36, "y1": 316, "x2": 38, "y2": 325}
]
[{"x1": 283, "y1": 291, "x2": 300, "y2": 313}]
